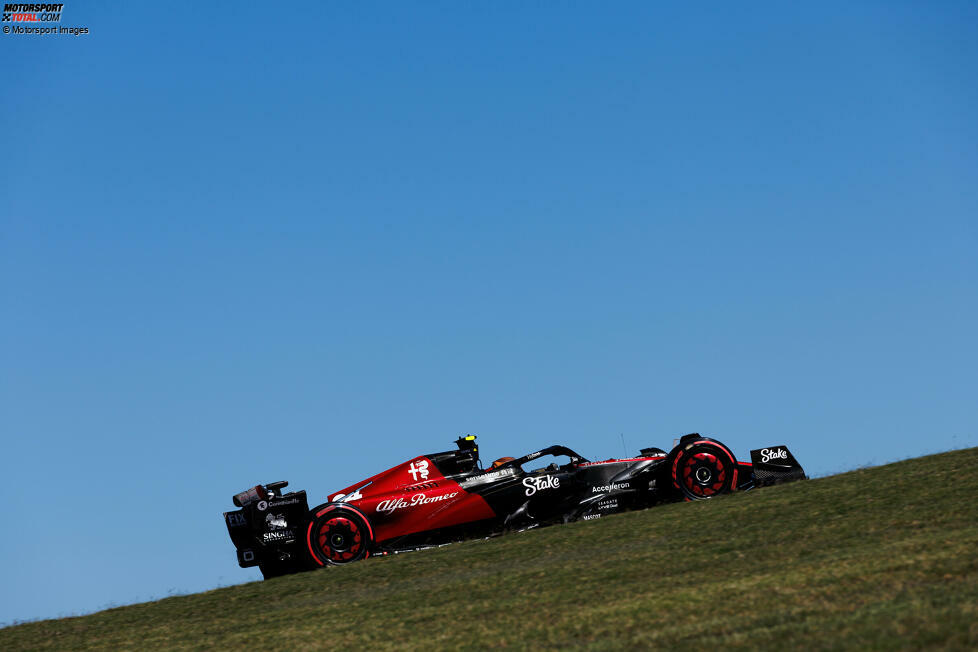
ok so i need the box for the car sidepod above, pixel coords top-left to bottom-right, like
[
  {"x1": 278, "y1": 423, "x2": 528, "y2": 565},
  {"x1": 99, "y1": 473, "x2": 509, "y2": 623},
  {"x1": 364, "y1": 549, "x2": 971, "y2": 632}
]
[{"x1": 570, "y1": 457, "x2": 668, "y2": 521}]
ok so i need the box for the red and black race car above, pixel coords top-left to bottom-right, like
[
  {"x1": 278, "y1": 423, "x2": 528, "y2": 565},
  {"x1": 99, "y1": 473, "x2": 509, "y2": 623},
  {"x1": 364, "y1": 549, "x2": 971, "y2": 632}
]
[{"x1": 224, "y1": 434, "x2": 805, "y2": 578}]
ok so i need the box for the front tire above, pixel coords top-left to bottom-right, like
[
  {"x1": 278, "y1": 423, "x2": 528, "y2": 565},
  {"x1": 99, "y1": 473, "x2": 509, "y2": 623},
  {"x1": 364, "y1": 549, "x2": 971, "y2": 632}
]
[
  {"x1": 669, "y1": 438, "x2": 737, "y2": 500},
  {"x1": 306, "y1": 505, "x2": 374, "y2": 567}
]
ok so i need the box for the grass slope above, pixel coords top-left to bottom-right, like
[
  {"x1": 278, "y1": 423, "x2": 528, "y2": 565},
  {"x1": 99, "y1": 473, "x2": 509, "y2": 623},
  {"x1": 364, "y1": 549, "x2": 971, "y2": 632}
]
[{"x1": 4, "y1": 448, "x2": 978, "y2": 650}]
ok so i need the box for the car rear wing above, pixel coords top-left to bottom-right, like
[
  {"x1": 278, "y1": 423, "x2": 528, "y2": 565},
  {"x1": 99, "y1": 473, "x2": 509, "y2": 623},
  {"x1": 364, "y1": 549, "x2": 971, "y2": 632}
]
[
  {"x1": 749, "y1": 446, "x2": 806, "y2": 487},
  {"x1": 224, "y1": 482, "x2": 310, "y2": 568}
]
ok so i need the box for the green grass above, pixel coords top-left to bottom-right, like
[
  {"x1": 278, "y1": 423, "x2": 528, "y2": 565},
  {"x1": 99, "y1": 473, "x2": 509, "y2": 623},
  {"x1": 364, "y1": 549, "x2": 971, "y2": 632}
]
[{"x1": 4, "y1": 448, "x2": 978, "y2": 650}]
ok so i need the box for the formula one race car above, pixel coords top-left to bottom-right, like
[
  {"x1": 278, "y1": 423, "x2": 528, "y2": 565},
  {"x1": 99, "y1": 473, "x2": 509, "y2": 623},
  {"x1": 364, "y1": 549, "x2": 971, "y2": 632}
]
[{"x1": 224, "y1": 434, "x2": 805, "y2": 578}]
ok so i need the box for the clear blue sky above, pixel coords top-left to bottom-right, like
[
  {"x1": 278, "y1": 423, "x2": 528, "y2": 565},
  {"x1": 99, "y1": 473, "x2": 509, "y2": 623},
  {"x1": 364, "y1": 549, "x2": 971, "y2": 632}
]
[{"x1": 2, "y1": 1, "x2": 976, "y2": 625}]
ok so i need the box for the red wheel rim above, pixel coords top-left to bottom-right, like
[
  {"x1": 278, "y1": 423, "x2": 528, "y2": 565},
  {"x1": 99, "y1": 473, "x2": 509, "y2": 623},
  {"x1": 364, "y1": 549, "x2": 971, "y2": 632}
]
[
  {"x1": 315, "y1": 516, "x2": 364, "y2": 562},
  {"x1": 681, "y1": 451, "x2": 727, "y2": 497}
]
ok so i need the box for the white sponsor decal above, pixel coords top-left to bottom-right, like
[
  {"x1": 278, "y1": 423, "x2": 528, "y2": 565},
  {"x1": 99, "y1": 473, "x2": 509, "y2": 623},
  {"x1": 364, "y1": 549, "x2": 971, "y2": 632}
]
[
  {"x1": 266, "y1": 513, "x2": 288, "y2": 530},
  {"x1": 256, "y1": 500, "x2": 268, "y2": 512},
  {"x1": 269, "y1": 497, "x2": 302, "y2": 507},
  {"x1": 408, "y1": 460, "x2": 430, "y2": 481},
  {"x1": 460, "y1": 468, "x2": 517, "y2": 488},
  {"x1": 582, "y1": 514, "x2": 601, "y2": 520},
  {"x1": 523, "y1": 475, "x2": 560, "y2": 497},
  {"x1": 760, "y1": 448, "x2": 788, "y2": 463},
  {"x1": 481, "y1": 468, "x2": 516, "y2": 481},
  {"x1": 332, "y1": 483, "x2": 371, "y2": 503},
  {"x1": 376, "y1": 492, "x2": 458, "y2": 515},
  {"x1": 591, "y1": 482, "x2": 630, "y2": 493},
  {"x1": 262, "y1": 530, "x2": 292, "y2": 542},
  {"x1": 333, "y1": 489, "x2": 364, "y2": 503}
]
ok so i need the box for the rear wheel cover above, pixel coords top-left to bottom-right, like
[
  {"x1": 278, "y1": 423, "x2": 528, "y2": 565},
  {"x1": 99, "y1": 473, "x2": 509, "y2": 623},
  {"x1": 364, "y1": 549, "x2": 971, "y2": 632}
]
[{"x1": 307, "y1": 506, "x2": 373, "y2": 566}]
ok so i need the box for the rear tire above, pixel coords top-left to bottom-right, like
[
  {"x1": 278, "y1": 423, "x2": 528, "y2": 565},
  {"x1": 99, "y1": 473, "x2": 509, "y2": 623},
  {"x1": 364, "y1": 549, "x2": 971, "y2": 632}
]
[
  {"x1": 306, "y1": 505, "x2": 373, "y2": 567},
  {"x1": 669, "y1": 438, "x2": 737, "y2": 501}
]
